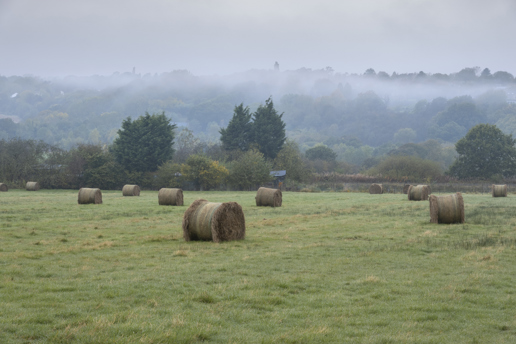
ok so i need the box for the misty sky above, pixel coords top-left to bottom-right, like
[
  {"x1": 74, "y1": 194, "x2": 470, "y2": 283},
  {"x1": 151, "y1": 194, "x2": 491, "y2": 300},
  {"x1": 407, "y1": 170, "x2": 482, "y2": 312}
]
[{"x1": 1, "y1": 0, "x2": 515, "y2": 77}]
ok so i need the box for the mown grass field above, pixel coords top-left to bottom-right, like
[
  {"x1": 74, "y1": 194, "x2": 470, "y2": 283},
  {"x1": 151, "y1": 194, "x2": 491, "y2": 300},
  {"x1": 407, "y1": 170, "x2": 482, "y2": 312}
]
[{"x1": 1, "y1": 189, "x2": 516, "y2": 343}]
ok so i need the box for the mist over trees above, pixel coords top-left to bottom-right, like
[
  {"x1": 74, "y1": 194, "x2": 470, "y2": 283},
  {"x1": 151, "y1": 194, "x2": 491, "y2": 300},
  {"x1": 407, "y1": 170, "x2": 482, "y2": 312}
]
[{"x1": 1, "y1": 66, "x2": 516, "y2": 187}]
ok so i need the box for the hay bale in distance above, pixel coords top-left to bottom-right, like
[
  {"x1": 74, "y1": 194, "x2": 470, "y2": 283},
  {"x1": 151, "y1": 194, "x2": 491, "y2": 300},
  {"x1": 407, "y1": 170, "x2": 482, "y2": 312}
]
[
  {"x1": 408, "y1": 185, "x2": 430, "y2": 201},
  {"x1": 403, "y1": 184, "x2": 412, "y2": 194},
  {"x1": 255, "y1": 187, "x2": 282, "y2": 207},
  {"x1": 369, "y1": 184, "x2": 383, "y2": 194},
  {"x1": 182, "y1": 199, "x2": 245, "y2": 242},
  {"x1": 158, "y1": 188, "x2": 184, "y2": 206},
  {"x1": 429, "y1": 192, "x2": 464, "y2": 224},
  {"x1": 26, "y1": 181, "x2": 40, "y2": 191},
  {"x1": 78, "y1": 188, "x2": 102, "y2": 204},
  {"x1": 0, "y1": 183, "x2": 7, "y2": 192},
  {"x1": 122, "y1": 184, "x2": 140, "y2": 196},
  {"x1": 492, "y1": 184, "x2": 507, "y2": 197}
]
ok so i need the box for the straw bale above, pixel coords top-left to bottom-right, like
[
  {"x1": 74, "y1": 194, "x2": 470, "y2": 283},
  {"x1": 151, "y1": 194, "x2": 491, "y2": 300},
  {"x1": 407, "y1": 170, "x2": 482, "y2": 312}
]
[
  {"x1": 78, "y1": 188, "x2": 102, "y2": 204},
  {"x1": 182, "y1": 199, "x2": 245, "y2": 242},
  {"x1": 492, "y1": 184, "x2": 507, "y2": 197},
  {"x1": 255, "y1": 187, "x2": 282, "y2": 207},
  {"x1": 408, "y1": 185, "x2": 429, "y2": 201},
  {"x1": 122, "y1": 184, "x2": 140, "y2": 196},
  {"x1": 0, "y1": 183, "x2": 7, "y2": 192},
  {"x1": 369, "y1": 183, "x2": 383, "y2": 194},
  {"x1": 26, "y1": 182, "x2": 40, "y2": 191},
  {"x1": 429, "y1": 192, "x2": 464, "y2": 224},
  {"x1": 158, "y1": 188, "x2": 184, "y2": 206},
  {"x1": 403, "y1": 184, "x2": 412, "y2": 194}
]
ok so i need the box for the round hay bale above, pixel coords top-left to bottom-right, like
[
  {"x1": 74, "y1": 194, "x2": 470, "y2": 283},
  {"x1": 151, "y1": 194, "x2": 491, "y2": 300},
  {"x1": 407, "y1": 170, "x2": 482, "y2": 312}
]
[
  {"x1": 429, "y1": 192, "x2": 464, "y2": 224},
  {"x1": 122, "y1": 184, "x2": 140, "y2": 196},
  {"x1": 369, "y1": 183, "x2": 383, "y2": 194},
  {"x1": 158, "y1": 188, "x2": 184, "y2": 206},
  {"x1": 26, "y1": 181, "x2": 40, "y2": 191},
  {"x1": 255, "y1": 187, "x2": 282, "y2": 207},
  {"x1": 408, "y1": 185, "x2": 430, "y2": 201},
  {"x1": 182, "y1": 199, "x2": 245, "y2": 242},
  {"x1": 403, "y1": 184, "x2": 412, "y2": 194},
  {"x1": 492, "y1": 184, "x2": 507, "y2": 197},
  {"x1": 78, "y1": 188, "x2": 102, "y2": 204},
  {"x1": 0, "y1": 183, "x2": 7, "y2": 192}
]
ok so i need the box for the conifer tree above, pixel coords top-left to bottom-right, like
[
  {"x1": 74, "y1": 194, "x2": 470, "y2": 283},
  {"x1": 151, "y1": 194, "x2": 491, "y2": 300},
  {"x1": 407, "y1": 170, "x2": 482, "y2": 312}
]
[
  {"x1": 219, "y1": 103, "x2": 252, "y2": 152},
  {"x1": 250, "y1": 97, "x2": 286, "y2": 160}
]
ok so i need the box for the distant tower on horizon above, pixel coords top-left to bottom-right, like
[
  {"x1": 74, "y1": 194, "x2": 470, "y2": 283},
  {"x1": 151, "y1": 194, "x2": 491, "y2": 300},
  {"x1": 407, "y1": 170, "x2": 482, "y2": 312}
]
[
  {"x1": 132, "y1": 67, "x2": 135, "y2": 74},
  {"x1": 274, "y1": 61, "x2": 279, "y2": 71}
]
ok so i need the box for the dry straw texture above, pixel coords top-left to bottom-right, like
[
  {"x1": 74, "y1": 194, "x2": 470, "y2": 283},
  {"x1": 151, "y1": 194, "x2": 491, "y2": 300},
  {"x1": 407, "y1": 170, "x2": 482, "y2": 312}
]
[
  {"x1": 182, "y1": 199, "x2": 245, "y2": 242},
  {"x1": 26, "y1": 182, "x2": 40, "y2": 191},
  {"x1": 158, "y1": 188, "x2": 184, "y2": 206},
  {"x1": 0, "y1": 183, "x2": 7, "y2": 192},
  {"x1": 78, "y1": 188, "x2": 102, "y2": 205},
  {"x1": 122, "y1": 184, "x2": 140, "y2": 196},
  {"x1": 492, "y1": 184, "x2": 507, "y2": 197},
  {"x1": 369, "y1": 184, "x2": 383, "y2": 194},
  {"x1": 429, "y1": 192, "x2": 464, "y2": 224},
  {"x1": 255, "y1": 187, "x2": 282, "y2": 207},
  {"x1": 403, "y1": 184, "x2": 412, "y2": 194},
  {"x1": 408, "y1": 185, "x2": 429, "y2": 201}
]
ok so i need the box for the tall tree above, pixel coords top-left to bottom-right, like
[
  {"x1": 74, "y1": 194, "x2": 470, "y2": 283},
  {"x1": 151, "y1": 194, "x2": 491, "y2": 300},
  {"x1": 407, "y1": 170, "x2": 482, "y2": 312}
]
[
  {"x1": 448, "y1": 124, "x2": 516, "y2": 179},
  {"x1": 250, "y1": 97, "x2": 286, "y2": 160},
  {"x1": 219, "y1": 103, "x2": 252, "y2": 152},
  {"x1": 112, "y1": 112, "x2": 176, "y2": 172}
]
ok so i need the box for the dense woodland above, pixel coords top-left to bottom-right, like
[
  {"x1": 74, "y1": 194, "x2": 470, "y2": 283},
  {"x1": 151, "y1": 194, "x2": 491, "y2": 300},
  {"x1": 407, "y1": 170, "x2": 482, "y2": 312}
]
[{"x1": 1, "y1": 66, "x2": 516, "y2": 189}]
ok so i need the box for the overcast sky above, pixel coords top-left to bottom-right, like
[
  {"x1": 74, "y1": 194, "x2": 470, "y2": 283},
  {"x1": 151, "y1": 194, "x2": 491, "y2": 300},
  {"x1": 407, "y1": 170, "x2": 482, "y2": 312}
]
[{"x1": 1, "y1": 0, "x2": 515, "y2": 77}]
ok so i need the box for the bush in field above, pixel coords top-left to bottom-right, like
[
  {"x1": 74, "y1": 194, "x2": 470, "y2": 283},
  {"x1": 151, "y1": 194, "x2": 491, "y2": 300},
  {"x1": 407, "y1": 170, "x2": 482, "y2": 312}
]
[
  {"x1": 227, "y1": 150, "x2": 272, "y2": 190},
  {"x1": 181, "y1": 155, "x2": 228, "y2": 191},
  {"x1": 154, "y1": 161, "x2": 183, "y2": 189},
  {"x1": 368, "y1": 155, "x2": 442, "y2": 181}
]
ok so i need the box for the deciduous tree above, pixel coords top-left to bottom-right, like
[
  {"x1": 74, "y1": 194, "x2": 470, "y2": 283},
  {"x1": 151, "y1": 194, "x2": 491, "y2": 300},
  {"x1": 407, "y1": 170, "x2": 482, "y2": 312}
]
[{"x1": 448, "y1": 124, "x2": 516, "y2": 179}]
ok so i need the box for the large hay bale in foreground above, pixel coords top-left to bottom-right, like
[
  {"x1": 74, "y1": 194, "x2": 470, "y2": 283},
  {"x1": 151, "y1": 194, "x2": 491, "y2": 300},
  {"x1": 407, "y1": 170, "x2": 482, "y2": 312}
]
[
  {"x1": 182, "y1": 199, "x2": 245, "y2": 242},
  {"x1": 0, "y1": 183, "x2": 7, "y2": 192},
  {"x1": 26, "y1": 182, "x2": 40, "y2": 191},
  {"x1": 429, "y1": 192, "x2": 464, "y2": 224},
  {"x1": 408, "y1": 185, "x2": 430, "y2": 201},
  {"x1": 492, "y1": 184, "x2": 507, "y2": 197},
  {"x1": 122, "y1": 184, "x2": 140, "y2": 196},
  {"x1": 403, "y1": 184, "x2": 412, "y2": 194},
  {"x1": 78, "y1": 188, "x2": 102, "y2": 204},
  {"x1": 158, "y1": 188, "x2": 184, "y2": 206},
  {"x1": 369, "y1": 184, "x2": 383, "y2": 194},
  {"x1": 255, "y1": 187, "x2": 282, "y2": 207}
]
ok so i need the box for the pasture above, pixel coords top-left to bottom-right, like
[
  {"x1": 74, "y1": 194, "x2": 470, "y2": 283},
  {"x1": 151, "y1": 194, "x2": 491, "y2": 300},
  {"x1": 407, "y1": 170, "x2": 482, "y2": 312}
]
[{"x1": 1, "y1": 189, "x2": 516, "y2": 343}]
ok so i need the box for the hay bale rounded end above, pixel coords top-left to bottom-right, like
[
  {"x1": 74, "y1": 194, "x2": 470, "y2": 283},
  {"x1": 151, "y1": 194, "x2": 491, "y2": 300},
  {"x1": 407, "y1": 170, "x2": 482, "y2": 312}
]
[
  {"x1": 369, "y1": 183, "x2": 383, "y2": 194},
  {"x1": 26, "y1": 181, "x2": 40, "y2": 191},
  {"x1": 408, "y1": 185, "x2": 430, "y2": 201},
  {"x1": 492, "y1": 184, "x2": 507, "y2": 197},
  {"x1": 158, "y1": 188, "x2": 184, "y2": 206},
  {"x1": 182, "y1": 199, "x2": 245, "y2": 243},
  {"x1": 429, "y1": 192, "x2": 464, "y2": 224},
  {"x1": 0, "y1": 183, "x2": 7, "y2": 192},
  {"x1": 122, "y1": 184, "x2": 140, "y2": 196},
  {"x1": 78, "y1": 188, "x2": 102, "y2": 205},
  {"x1": 255, "y1": 187, "x2": 282, "y2": 207}
]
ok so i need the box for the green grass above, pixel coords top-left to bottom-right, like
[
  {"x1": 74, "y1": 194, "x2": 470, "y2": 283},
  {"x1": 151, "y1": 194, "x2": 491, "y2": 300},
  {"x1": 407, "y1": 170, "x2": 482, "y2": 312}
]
[{"x1": 1, "y1": 189, "x2": 516, "y2": 343}]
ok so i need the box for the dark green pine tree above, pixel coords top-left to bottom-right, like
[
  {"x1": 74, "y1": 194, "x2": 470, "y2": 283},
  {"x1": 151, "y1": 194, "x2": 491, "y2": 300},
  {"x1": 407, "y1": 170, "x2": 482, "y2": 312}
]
[
  {"x1": 112, "y1": 112, "x2": 177, "y2": 172},
  {"x1": 250, "y1": 97, "x2": 286, "y2": 160},
  {"x1": 219, "y1": 103, "x2": 252, "y2": 151}
]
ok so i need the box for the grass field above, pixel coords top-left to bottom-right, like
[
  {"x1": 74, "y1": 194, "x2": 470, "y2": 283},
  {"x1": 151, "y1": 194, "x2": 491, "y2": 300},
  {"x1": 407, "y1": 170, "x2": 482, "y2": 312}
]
[{"x1": 1, "y1": 189, "x2": 516, "y2": 343}]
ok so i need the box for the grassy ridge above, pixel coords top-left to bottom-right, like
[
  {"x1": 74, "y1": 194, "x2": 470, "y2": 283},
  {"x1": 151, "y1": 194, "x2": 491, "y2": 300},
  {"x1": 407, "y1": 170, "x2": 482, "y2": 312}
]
[{"x1": 1, "y1": 190, "x2": 516, "y2": 343}]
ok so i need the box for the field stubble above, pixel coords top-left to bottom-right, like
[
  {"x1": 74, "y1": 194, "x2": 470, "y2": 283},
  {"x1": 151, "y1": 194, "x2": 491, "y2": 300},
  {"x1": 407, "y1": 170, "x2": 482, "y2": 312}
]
[{"x1": 1, "y1": 190, "x2": 516, "y2": 343}]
